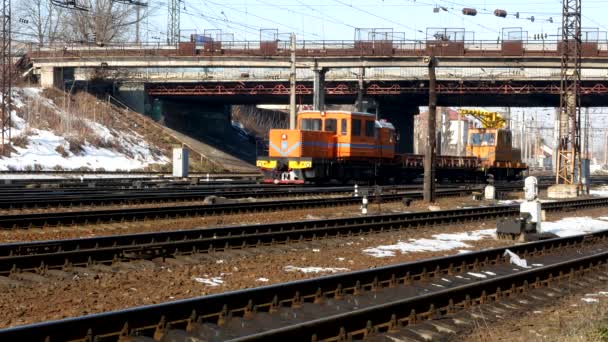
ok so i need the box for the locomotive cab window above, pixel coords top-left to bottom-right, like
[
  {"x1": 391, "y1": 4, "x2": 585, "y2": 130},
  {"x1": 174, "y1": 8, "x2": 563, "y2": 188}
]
[
  {"x1": 351, "y1": 119, "x2": 362, "y2": 136},
  {"x1": 470, "y1": 133, "x2": 482, "y2": 146},
  {"x1": 484, "y1": 133, "x2": 496, "y2": 146},
  {"x1": 324, "y1": 119, "x2": 337, "y2": 133},
  {"x1": 341, "y1": 119, "x2": 347, "y2": 136},
  {"x1": 301, "y1": 118, "x2": 322, "y2": 131},
  {"x1": 365, "y1": 120, "x2": 375, "y2": 137}
]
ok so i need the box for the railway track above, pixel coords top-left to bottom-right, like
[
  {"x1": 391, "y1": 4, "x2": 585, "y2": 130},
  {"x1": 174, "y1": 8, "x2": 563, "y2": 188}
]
[
  {"x1": 0, "y1": 188, "x2": 477, "y2": 229},
  {"x1": 0, "y1": 184, "x2": 471, "y2": 210},
  {"x1": 2, "y1": 223, "x2": 608, "y2": 341},
  {"x1": 3, "y1": 197, "x2": 608, "y2": 278}
]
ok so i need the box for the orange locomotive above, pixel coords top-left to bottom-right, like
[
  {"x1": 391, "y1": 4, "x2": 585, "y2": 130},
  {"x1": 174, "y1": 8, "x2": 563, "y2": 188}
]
[
  {"x1": 256, "y1": 110, "x2": 526, "y2": 184},
  {"x1": 257, "y1": 111, "x2": 396, "y2": 183}
]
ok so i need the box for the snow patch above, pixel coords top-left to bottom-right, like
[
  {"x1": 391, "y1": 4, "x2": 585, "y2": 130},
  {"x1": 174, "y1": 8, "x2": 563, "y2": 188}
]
[
  {"x1": 590, "y1": 186, "x2": 608, "y2": 197},
  {"x1": 541, "y1": 217, "x2": 608, "y2": 237},
  {"x1": 283, "y1": 266, "x2": 350, "y2": 274},
  {"x1": 256, "y1": 277, "x2": 269, "y2": 282},
  {"x1": 468, "y1": 272, "x2": 487, "y2": 279},
  {"x1": 192, "y1": 276, "x2": 224, "y2": 286},
  {"x1": 363, "y1": 229, "x2": 495, "y2": 257},
  {"x1": 0, "y1": 88, "x2": 168, "y2": 171},
  {"x1": 581, "y1": 297, "x2": 599, "y2": 303},
  {"x1": 504, "y1": 249, "x2": 530, "y2": 268}
]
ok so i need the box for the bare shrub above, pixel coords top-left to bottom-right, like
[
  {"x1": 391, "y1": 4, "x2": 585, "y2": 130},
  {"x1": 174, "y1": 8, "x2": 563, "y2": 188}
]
[
  {"x1": 11, "y1": 134, "x2": 29, "y2": 148},
  {"x1": 66, "y1": 137, "x2": 85, "y2": 155},
  {"x1": 55, "y1": 145, "x2": 69, "y2": 157}
]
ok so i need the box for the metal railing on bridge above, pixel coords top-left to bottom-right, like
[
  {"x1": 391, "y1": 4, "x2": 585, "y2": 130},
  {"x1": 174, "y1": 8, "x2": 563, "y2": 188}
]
[{"x1": 26, "y1": 38, "x2": 608, "y2": 59}]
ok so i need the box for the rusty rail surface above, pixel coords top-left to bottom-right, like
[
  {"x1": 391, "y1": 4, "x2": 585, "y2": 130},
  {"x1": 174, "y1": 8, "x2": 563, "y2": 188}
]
[
  {"x1": 0, "y1": 189, "x2": 474, "y2": 229},
  {"x1": 1, "y1": 224, "x2": 608, "y2": 341},
  {"x1": 1, "y1": 197, "x2": 608, "y2": 277},
  {"x1": 0, "y1": 184, "x2": 451, "y2": 210}
]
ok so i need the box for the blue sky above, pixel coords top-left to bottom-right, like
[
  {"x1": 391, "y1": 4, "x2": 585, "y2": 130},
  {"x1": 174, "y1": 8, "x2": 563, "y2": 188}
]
[{"x1": 141, "y1": 0, "x2": 608, "y2": 42}]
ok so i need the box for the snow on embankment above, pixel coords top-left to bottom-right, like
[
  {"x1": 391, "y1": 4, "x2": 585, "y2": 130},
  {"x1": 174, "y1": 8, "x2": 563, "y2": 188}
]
[{"x1": 0, "y1": 88, "x2": 168, "y2": 171}]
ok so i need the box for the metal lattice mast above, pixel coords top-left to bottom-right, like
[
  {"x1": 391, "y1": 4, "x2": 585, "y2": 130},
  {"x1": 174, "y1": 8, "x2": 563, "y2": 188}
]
[
  {"x1": 0, "y1": 0, "x2": 10, "y2": 157},
  {"x1": 556, "y1": 0, "x2": 582, "y2": 185},
  {"x1": 167, "y1": 0, "x2": 180, "y2": 45}
]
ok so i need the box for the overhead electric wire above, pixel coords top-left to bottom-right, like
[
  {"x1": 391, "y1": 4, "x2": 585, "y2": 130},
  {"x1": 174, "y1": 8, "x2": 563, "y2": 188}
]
[
  {"x1": 294, "y1": 0, "x2": 358, "y2": 29},
  {"x1": 202, "y1": 0, "x2": 322, "y2": 38},
  {"x1": 330, "y1": 0, "x2": 423, "y2": 34}
]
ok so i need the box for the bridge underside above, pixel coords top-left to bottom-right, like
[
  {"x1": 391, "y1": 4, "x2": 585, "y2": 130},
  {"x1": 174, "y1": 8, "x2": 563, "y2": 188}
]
[{"x1": 145, "y1": 80, "x2": 608, "y2": 107}]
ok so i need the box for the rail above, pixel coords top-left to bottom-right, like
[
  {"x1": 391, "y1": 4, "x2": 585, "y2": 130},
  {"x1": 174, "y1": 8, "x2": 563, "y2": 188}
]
[
  {"x1": 2, "y1": 197, "x2": 608, "y2": 278},
  {"x1": 2, "y1": 223, "x2": 607, "y2": 341},
  {"x1": 0, "y1": 184, "x2": 451, "y2": 209},
  {"x1": 0, "y1": 189, "x2": 471, "y2": 229}
]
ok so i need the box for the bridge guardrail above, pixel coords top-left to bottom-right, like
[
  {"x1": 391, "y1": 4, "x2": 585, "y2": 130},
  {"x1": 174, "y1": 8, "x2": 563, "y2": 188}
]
[{"x1": 26, "y1": 39, "x2": 608, "y2": 59}]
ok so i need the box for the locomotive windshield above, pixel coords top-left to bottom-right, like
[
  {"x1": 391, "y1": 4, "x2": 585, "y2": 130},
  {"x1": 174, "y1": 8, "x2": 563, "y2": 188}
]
[
  {"x1": 470, "y1": 133, "x2": 496, "y2": 146},
  {"x1": 300, "y1": 118, "x2": 322, "y2": 131}
]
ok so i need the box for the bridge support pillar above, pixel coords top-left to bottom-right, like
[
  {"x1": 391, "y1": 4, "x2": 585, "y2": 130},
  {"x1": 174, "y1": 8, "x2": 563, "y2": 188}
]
[
  {"x1": 40, "y1": 67, "x2": 57, "y2": 88},
  {"x1": 378, "y1": 102, "x2": 418, "y2": 154},
  {"x1": 313, "y1": 67, "x2": 327, "y2": 111}
]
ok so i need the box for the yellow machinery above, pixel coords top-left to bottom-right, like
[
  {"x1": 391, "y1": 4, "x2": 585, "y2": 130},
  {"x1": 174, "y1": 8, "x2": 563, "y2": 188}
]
[
  {"x1": 458, "y1": 109, "x2": 526, "y2": 178},
  {"x1": 458, "y1": 109, "x2": 506, "y2": 129}
]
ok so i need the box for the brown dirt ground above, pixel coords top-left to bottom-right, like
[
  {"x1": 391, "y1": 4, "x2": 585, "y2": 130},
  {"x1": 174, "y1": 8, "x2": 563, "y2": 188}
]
[
  {"x1": 463, "y1": 279, "x2": 608, "y2": 342},
  {"x1": 1, "y1": 206, "x2": 607, "y2": 330}
]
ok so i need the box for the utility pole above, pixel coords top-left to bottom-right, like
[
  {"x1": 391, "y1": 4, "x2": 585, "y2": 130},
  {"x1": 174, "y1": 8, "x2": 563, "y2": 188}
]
[
  {"x1": 605, "y1": 130, "x2": 608, "y2": 166},
  {"x1": 424, "y1": 56, "x2": 437, "y2": 203},
  {"x1": 289, "y1": 33, "x2": 296, "y2": 129},
  {"x1": 167, "y1": 0, "x2": 180, "y2": 45},
  {"x1": 457, "y1": 112, "x2": 462, "y2": 156},
  {"x1": 0, "y1": 0, "x2": 10, "y2": 157},
  {"x1": 135, "y1": 5, "x2": 141, "y2": 44},
  {"x1": 356, "y1": 67, "x2": 365, "y2": 112},
  {"x1": 521, "y1": 111, "x2": 525, "y2": 163},
  {"x1": 556, "y1": 0, "x2": 582, "y2": 187}
]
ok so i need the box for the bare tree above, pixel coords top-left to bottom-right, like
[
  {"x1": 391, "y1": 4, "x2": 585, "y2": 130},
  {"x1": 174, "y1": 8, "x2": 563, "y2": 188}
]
[
  {"x1": 64, "y1": 0, "x2": 149, "y2": 45},
  {"x1": 16, "y1": 0, "x2": 65, "y2": 47}
]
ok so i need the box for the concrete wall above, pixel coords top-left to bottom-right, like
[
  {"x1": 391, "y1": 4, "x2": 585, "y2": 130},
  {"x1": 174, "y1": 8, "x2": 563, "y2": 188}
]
[
  {"x1": 114, "y1": 82, "x2": 146, "y2": 114},
  {"x1": 158, "y1": 99, "x2": 231, "y2": 137}
]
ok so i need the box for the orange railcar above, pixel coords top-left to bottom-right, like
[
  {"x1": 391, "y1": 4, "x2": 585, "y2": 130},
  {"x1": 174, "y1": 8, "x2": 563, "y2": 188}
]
[
  {"x1": 257, "y1": 110, "x2": 525, "y2": 183},
  {"x1": 257, "y1": 111, "x2": 397, "y2": 183}
]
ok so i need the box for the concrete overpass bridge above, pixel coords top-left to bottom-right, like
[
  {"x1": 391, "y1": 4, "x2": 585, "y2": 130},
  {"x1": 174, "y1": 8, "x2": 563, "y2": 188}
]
[
  {"x1": 24, "y1": 37, "x2": 608, "y2": 153},
  {"x1": 27, "y1": 38, "x2": 608, "y2": 107}
]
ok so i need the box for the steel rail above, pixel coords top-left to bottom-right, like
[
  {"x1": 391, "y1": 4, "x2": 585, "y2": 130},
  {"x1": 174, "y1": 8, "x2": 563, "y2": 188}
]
[
  {"x1": 2, "y1": 197, "x2": 608, "y2": 277},
  {"x1": 1, "y1": 227, "x2": 607, "y2": 341},
  {"x1": 0, "y1": 189, "x2": 472, "y2": 229},
  {"x1": 0, "y1": 184, "x2": 467, "y2": 210},
  {"x1": 242, "y1": 243, "x2": 608, "y2": 341}
]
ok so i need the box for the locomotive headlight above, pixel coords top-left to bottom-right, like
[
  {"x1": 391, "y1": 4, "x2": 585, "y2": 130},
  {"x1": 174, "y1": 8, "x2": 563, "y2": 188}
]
[{"x1": 281, "y1": 134, "x2": 287, "y2": 140}]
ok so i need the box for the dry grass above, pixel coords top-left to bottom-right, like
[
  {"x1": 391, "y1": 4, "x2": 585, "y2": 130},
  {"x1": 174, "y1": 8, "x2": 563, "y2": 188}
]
[
  {"x1": 231, "y1": 105, "x2": 287, "y2": 138},
  {"x1": 12, "y1": 87, "x2": 222, "y2": 172},
  {"x1": 11, "y1": 133, "x2": 28, "y2": 148}
]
